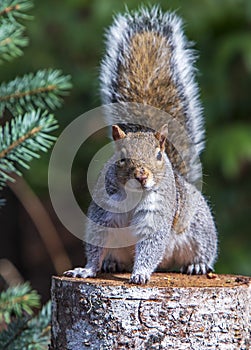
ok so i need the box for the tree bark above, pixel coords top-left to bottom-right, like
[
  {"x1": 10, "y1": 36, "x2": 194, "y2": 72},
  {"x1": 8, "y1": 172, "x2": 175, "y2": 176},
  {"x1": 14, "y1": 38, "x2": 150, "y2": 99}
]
[{"x1": 50, "y1": 273, "x2": 251, "y2": 350}]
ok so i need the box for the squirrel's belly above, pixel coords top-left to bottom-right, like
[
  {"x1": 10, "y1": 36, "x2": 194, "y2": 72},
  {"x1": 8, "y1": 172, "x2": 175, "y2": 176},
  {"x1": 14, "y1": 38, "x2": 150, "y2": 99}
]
[
  {"x1": 104, "y1": 246, "x2": 135, "y2": 271},
  {"x1": 158, "y1": 231, "x2": 198, "y2": 270}
]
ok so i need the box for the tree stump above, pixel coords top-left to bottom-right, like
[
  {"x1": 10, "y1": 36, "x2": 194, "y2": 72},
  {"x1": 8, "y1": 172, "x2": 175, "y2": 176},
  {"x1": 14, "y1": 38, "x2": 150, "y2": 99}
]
[{"x1": 50, "y1": 273, "x2": 251, "y2": 350}]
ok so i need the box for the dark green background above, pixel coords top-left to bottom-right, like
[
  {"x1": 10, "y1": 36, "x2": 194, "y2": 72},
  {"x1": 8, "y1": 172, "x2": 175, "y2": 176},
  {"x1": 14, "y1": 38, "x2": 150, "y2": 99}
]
[{"x1": 1, "y1": 0, "x2": 251, "y2": 288}]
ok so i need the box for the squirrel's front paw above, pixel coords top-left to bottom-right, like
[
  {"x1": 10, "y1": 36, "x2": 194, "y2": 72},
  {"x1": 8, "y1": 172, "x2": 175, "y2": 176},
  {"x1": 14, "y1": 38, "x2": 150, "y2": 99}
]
[
  {"x1": 63, "y1": 267, "x2": 96, "y2": 279},
  {"x1": 129, "y1": 272, "x2": 150, "y2": 285}
]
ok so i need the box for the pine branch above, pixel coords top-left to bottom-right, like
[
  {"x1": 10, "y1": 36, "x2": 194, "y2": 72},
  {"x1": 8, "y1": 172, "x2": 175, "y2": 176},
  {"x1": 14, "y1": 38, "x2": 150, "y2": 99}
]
[
  {"x1": 0, "y1": 19, "x2": 28, "y2": 63},
  {"x1": 0, "y1": 283, "x2": 40, "y2": 324},
  {"x1": 0, "y1": 69, "x2": 72, "y2": 115},
  {"x1": 0, "y1": 110, "x2": 58, "y2": 189},
  {"x1": 1, "y1": 301, "x2": 51, "y2": 350},
  {"x1": 0, "y1": 285, "x2": 51, "y2": 350},
  {"x1": 0, "y1": 0, "x2": 33, "y2": 21},
  {"x1": 16, "y1": 301, "x2": 51, "y2": 350},
  {"x1": 0, "y1": 0, "x2": 33, "y2": 64},
  {"x1": 0, "y1": 316, "x2": 30, "y2": 349}
]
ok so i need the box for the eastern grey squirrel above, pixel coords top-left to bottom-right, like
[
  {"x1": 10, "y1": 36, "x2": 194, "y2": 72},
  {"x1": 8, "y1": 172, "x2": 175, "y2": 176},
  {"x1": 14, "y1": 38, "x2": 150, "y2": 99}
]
[{"x1": 64, "y1": 6, "x2": 218, "y2": 284}]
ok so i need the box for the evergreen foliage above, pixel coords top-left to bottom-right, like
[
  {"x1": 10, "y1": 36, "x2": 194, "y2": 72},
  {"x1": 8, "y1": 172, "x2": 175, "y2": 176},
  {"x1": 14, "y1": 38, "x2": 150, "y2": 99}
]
[
  {"x1": 0, "y1": 283, "x2": 51, "y2": 350},
  {"x1": 0, "y1": 69, "x2": 72, "y2": 116},
  {"x1": 0, "y1": 282, "x2": 40, "y2": 323},
  {"x1": 0, "y1": 110, "x2": 58, "y2": 188},
  {"x1": 0, "y1": 0, "x2": 72, "y2": 202},
  {"x1": 0, "y1": 0, "x2": 33, "y2": 63},
  {"x1": 0, "y1": 20, "x2": 28, "y2": 63},
  {"x1": 0, "y1": 2, "x2": 70, "y2": 345}
]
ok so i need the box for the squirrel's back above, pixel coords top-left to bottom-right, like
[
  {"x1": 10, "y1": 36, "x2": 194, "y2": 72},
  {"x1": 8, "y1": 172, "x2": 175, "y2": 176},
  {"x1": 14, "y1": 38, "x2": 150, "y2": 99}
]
[{"x1": 100, "y1": 7, "x2": 204, "y2": 185}]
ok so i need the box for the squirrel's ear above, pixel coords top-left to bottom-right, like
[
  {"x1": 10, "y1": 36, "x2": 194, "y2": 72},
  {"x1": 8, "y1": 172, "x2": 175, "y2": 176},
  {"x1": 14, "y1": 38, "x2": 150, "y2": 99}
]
[
  {"x1": 155, "y1": 124, "x2": 168, "y2": 151},
  {"x1": 112, "y1": 125, "x2": 126, "y2": 141}
]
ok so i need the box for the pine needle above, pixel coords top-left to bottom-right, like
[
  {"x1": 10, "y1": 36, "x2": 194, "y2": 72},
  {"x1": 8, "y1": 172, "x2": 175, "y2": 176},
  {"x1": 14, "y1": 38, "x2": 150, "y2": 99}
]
[
  {"x1": 0, "y1": 286, "x2": 51, "y2": 350},
  {"x1": 0, "y1": 110, "x2": 58, "y2": 189},
  {"x1": 0, "y1": 1, "x2": 33, "y2": 63},
  {"x1": 0, "y1": 69, "x2": 72, "y2": 115},
  {"x1": 0, "y1": 282, "x2": 40, "y2": 324},
  {"x1": 0, "y1": 0, "x2": 33, "y2": 20},
  {"x1": 0, "y1": 19, "x2": 28, "y2": 63}
]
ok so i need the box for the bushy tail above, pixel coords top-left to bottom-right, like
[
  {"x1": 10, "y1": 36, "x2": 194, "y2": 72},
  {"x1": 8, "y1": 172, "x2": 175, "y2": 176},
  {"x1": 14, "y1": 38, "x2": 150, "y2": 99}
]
[{"x1": 100, "y1": 6, "x2": 204, "y2": 185}]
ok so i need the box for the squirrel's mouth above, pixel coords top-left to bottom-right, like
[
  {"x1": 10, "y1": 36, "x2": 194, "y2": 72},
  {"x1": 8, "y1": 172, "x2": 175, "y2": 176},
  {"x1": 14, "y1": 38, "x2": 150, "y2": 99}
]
[
  {"x1": 141, "y1": 177, "x2": 156, "y2": 190},
  {"x1": 124, "y1": 177, "x2": 156, "y2": 191}
]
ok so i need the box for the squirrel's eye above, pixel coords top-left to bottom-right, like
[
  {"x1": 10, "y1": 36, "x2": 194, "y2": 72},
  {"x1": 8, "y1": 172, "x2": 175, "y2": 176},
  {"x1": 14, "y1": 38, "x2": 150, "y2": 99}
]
[
  {"x1": 156, "y1": 151, "x2": 162, "y2": 161},
  {"x1": 118, "y1": 158, "x2": 126, "y2": 166},
  {"x1": 118, "y1": 148, "x2": 127, "y2": 166}
]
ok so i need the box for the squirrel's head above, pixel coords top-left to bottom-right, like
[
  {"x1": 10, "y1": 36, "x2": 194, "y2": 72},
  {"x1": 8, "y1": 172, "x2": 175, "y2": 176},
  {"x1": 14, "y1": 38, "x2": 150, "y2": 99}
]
[{"x1": 112, "y1": 124, "x2": 168, "y2": 191}]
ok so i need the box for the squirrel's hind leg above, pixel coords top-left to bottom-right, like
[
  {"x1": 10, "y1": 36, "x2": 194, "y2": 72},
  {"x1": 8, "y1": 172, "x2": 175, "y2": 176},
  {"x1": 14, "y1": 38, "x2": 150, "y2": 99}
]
[
  {"x1": 102, "y1": 248, "x2": 134, "y2": 273},
  {"x1": 101, "y1": 258, "x2": 128, "y2": 273},
  {"x1": 177, "y1": 190, "x2": 218, "y2": 276},
  {"x1": 180, "y1": 262, "x2": 213, "y2": 275}
]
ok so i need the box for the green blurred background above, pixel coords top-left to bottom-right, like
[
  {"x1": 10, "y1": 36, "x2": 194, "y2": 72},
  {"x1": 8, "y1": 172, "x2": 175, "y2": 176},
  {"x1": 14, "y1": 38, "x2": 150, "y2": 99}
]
[{"x1": 1, "y1": 0, "x2": 250, "y2": 299}]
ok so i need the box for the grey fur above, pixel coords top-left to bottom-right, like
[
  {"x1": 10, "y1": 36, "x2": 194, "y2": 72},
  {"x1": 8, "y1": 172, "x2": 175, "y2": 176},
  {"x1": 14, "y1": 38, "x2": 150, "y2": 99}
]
[
  {"x1": 64, "y1": 7, "x2": 218, "y2": 284},
  {"x1": 65, "y1": 146, "x2": 217, "y2": 284}
]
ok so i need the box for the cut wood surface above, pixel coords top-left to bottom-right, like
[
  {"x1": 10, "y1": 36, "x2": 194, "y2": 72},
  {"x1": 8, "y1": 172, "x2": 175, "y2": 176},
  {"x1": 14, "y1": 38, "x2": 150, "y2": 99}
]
[{"x1": 51, "y1": 273, "x2": 251, "y2": 350}]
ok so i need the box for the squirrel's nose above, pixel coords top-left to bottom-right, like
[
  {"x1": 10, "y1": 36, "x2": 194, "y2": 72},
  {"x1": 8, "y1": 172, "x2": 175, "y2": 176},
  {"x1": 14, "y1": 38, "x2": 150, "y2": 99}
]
[{"x1": 134, "y1": 174, "x2": 148, "y2": 184}]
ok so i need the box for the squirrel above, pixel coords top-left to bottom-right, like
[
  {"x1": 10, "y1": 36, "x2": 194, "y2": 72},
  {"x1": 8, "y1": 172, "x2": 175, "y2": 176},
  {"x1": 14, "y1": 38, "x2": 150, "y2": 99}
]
[{"x1": 64, "y1": 6, "x2": 218, "y2": 284}]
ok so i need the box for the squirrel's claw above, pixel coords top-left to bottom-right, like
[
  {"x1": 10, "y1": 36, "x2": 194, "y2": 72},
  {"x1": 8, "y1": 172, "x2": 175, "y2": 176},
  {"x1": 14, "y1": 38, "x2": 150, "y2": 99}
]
[{"x1": 180, "y1": 263, "x2": 212, "y2": 275}]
